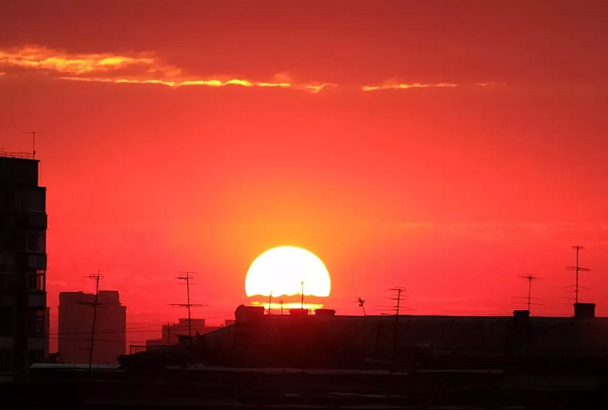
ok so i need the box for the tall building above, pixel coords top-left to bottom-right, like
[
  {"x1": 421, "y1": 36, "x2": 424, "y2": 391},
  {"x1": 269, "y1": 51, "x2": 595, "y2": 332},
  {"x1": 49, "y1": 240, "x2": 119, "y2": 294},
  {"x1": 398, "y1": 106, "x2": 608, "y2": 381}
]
[
  {"x1": 58, "y1": 291, "x2": 126, "y2": 364},
  {"x1": 0, "y1": 153, "x2": 48, "y2": 379}
]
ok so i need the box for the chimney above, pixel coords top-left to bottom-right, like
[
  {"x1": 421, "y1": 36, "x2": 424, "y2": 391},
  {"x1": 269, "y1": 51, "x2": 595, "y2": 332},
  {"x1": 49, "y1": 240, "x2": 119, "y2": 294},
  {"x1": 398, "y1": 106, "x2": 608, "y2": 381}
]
[
  {"x1": 513, "y1": 310, "x2": 530, "y2": 321},
  {"x1": 315, "y1": 309, "x2": 336, "y2": 317},
  {"x1": 574, "y1": 303, "x2": 595, "y2": 319}
]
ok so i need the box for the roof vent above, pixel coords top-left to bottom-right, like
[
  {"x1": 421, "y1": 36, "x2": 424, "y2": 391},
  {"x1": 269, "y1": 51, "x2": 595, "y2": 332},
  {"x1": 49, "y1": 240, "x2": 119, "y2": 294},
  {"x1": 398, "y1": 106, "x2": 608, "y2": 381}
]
[
  {"x1": 574, "y1": 302, "x2": 595, "y2": 319},
  {"x1": 315, "y1": 309, "x2": 336, "y2": 317},
  {"x1": 513, "y1": 310, "x2": 530, "y2": 320}
]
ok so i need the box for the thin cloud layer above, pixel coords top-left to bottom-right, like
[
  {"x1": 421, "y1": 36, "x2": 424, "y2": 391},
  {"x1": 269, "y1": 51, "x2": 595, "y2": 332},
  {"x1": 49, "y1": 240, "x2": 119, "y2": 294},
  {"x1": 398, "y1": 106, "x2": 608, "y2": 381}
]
[
  {"x1": 0, "y1": 45, "x2": 499, "y2": 93},
  {"x1": 0, "y1": 45, "x2": 180, "y2": 76},
  {"x1": 362, "y1": 82, "x2": 458, "y2": 91}
]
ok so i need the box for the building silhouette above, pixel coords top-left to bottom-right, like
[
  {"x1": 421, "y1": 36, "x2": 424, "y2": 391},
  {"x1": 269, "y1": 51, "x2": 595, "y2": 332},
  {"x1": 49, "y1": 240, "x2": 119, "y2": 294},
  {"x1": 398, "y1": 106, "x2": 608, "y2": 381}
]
[
  {"x1": 58, "y1": 291, "x2": 126, "y2": 364},
  {"x1": 125, "y1": 303, "x2": 608, "y2": 373},
  {"x1": 145, "y1": 318, "x2": 218, "y2": 350},
  {"x1": 0, "y1": 154, "x2": 48, "y2": 379}
]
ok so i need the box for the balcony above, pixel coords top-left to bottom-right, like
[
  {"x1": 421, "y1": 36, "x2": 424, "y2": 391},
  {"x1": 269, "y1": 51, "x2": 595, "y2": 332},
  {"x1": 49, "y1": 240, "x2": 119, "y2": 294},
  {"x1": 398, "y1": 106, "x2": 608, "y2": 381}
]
[
  {"x1": 27, "y1": 254, "x2": 46, "y2": 270},
  {"x1": 18, "y1": 213, "x2": 47, "y2": 230}
]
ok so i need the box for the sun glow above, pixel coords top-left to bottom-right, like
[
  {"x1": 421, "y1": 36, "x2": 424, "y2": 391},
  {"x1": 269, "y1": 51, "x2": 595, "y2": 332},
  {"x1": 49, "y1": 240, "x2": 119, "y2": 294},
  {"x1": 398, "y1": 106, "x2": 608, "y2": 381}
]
[{"x1": 245, "y1": 246, "x2": 331, "y2": 298}]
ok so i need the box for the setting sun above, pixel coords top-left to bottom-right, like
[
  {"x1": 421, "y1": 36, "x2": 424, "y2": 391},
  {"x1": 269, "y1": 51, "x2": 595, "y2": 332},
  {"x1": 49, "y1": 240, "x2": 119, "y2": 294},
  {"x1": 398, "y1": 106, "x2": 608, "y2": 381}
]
[{"x1": 245, "y1": 246, "x2": 331, "y2": 299}]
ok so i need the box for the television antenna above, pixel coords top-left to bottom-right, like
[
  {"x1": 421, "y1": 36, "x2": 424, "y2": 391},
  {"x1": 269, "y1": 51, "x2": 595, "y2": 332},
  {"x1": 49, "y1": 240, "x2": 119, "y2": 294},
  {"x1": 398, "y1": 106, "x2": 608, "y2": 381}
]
[
  {"x1": 22, "y1": 131, "x2": 46, "y2": 159},
  {"x1": 388, "y1": 287, "x2": 406, "y2": 373},
  {"x1": 267, "y1": 290, "x2": 273, "y2": 315},
  {"x1": 566, "y1": 246, "x2": 590, "y2": 304},
  {"x1": 169, "y1": 271, "x2": 206, "y2": 347},
  {"x1": 86, "y1": 271, "x2": 103, "y2": 371},
  {"x1": 357, "y1": 296, "x2": 367, "y2": 316},
  {"x1": 517, "y1": 274, "x2": 542, "y2": 312}
]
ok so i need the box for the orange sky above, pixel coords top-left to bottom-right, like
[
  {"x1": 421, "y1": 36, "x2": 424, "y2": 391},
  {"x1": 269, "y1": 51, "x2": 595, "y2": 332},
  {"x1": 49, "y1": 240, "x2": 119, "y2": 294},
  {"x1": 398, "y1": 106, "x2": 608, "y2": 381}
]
[{"x1": 2, "y1": 1, "x2": 608, "y2": 347}]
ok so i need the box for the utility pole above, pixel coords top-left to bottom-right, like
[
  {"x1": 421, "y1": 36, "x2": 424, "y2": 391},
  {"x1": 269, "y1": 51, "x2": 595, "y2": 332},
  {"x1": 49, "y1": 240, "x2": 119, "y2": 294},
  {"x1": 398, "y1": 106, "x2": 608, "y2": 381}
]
[
  {"x1": 389, "y1": 287, "x2": 406, "y2": 373},
  {"x1": 280, "y1": 300, "x2": 284, "y2": 315},
  {"x1": 166, "y1": 322, "x2": 171, "y2": 344},
  {"x1": 88, "y1": 271, "x2": 102, "y2": 371},
  {"x1": 301, "y1": 281, "x2": 304, "y2": 309},
  {"x1": 22, "y1": 131, "x2": 46, "y2": 159},
  {"x1": 566, "y1": 246, "x2": 590, "y2": 304},
  {"x1": 170, "y1": 272, "x2": 205, "y2": 348}
]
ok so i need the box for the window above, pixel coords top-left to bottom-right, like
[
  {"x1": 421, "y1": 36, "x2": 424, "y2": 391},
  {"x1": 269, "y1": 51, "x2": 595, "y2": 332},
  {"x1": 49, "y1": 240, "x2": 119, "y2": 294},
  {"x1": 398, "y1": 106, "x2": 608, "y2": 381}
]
[
  {"x1": 27, "y1": 270, "x2": 45, "y2": 292},
  {"x1": 27, "y1": 254, "x2": 46, "y2": 270},
  {"x1": 0, "y1": 272, "x2": 12, "y2": 292},
  {"x1": 34, "y1": 310, "x2": 46, "y2": 336},
  {"x1": 18, "y1": 189, "x2": 45, "y2": 212},
  {"x1": 0, "y1": 307, "x2": 12, "y2": 336},
  {"x1": 0, "y1": 254, "x2": 14, "y2": 270},
  {"x1": 26, "y1": 232, "x2": 45, "y2": 253},
  {"x1": 28, "y1": 309, "x2": 46, "y2": 337},
  {"x1": 0, "y1": 189, "x2": 8, "y2": 212},
  {"x1": 0, "y1": 350, "x2": 11, "y2": 372},
  {"x1": 28, "y1": 350, "x2": 44, "y2": 365}
]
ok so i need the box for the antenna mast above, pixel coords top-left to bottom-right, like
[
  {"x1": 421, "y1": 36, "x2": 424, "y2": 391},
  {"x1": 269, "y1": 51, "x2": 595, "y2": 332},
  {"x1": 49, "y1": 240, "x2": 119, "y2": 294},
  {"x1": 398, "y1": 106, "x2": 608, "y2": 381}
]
[
  {"x1": 268, "y1": 291, "x2": 272, "y2": 315},
  {"x1": 357, "y1": 297, "x2": 367, "y2": 316},
  {"x1": 87, "y1": 270, "x2": 103, "y2": 371},
  {"x1": 566, "y1": 246, "x2": 590, "y2": 304},
  {"x1": 170, "y1": 272, "x2": 206, "y2": 348},
  {"x1": 22, "y1": 131, "x2": 46, "y2": 159},
  {"x1": 518, "y1": 274, "x2": 542, "y2": 312},
  {"x1": 389, "y1": 287, "x2": 406, "y2": 373}
]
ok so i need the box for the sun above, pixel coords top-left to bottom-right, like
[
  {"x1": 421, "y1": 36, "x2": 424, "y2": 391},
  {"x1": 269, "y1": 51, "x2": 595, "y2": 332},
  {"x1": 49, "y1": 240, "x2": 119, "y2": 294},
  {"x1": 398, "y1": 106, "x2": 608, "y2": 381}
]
[{"x1": 245, "y1": 246, "x2": 331, "y2": 298}]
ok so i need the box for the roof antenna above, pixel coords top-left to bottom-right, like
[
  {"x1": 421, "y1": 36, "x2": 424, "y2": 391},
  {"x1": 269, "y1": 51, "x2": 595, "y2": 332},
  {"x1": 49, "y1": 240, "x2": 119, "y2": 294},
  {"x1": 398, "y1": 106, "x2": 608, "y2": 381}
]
[
  {"x1": 517, "y1": 274, "x2": 542, "y2": 313},
  {"x1": 86, "y1": 270, "x2": 103, "y2": 372},
  {"x1": 566, "y1": 246, "x2": 590, "y2": 304},
  {"x1": 170, "y1": 272, "x2": 206, "y2": 348},
  {"x1": 357, "y1": 297, "x2": 367, "y2": 316},
  {"x1": 388, "y1": 287, "x2": 406, "y2": 373},
  {"x1": 267, "y1": 290, "x2": 273, "y2": 315},
  {"x1": 23, "y1": 131, "x2": 46, "y2": 159}
]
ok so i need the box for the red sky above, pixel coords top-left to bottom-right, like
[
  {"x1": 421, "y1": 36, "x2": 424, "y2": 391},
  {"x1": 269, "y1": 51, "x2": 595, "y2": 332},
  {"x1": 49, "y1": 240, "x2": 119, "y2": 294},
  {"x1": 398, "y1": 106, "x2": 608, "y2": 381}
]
[{"x1": 2, "y1": 1, "x2": 608, "y2": 347}]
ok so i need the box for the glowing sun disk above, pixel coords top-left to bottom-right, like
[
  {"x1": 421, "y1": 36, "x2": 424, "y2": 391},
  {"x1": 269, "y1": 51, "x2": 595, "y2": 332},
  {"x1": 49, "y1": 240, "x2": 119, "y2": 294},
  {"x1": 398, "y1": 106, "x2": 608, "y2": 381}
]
[{"x1": 245, "y1": 246, "x2": 331, "y2": 297}]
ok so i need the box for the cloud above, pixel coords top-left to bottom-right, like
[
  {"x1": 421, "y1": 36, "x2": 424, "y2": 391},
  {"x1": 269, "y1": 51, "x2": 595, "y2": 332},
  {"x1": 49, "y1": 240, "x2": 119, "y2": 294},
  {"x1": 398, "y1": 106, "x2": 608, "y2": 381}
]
[
  {"x1": 0, "y1": 45, "x2": 336, "y2": 92},
  {"x1": 476, "y1": 82, "x2": 506, "y2": 87},
  {"x1": 0, "y1": 45, "x2": 180, "y2": 77},
  {"x1": 362, "y1": 82, "x2": 458, "y2": 92},
  {"x1": 0, "y1": 45, "x2": 501, "y2": 93}
]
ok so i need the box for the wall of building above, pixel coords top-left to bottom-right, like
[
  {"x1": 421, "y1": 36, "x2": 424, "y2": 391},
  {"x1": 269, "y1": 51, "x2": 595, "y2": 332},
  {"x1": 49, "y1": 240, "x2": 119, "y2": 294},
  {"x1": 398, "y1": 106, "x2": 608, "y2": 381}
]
[
  {"x1": 0, "y1": 156, "x2": 47, "y2": 378},
  {"x1": 58, "y1": 291, "x2": 126, "y2": 364}
]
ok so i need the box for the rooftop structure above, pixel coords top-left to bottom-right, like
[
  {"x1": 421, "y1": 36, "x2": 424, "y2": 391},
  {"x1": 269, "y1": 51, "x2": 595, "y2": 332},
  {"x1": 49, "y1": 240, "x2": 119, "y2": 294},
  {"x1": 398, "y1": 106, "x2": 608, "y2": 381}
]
[
  {"x1": 58, "y1": 291, "x2": 126, "y2": 364},
  {"x1": 123, "y1": 304, "x2": 608, "y2": 374}
]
